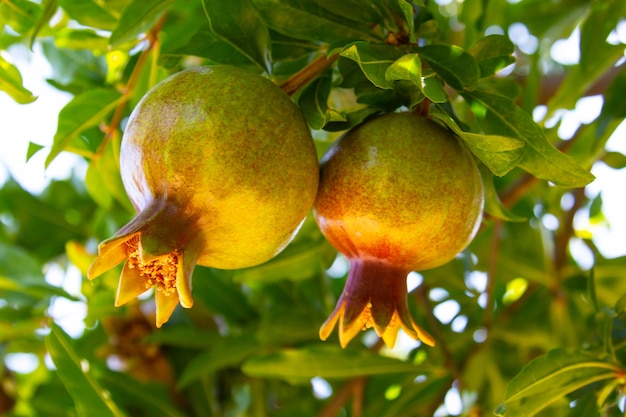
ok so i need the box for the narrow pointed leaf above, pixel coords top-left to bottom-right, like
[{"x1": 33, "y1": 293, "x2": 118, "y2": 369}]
[
  {"x1": 109, "y1": 0, "x2": 173, "y2": 47},
  {"x1": 431, "y1": 108, "x2": 524, "y2": 176},
  {"x1": 252, "y1": 0, "x2": 379, "y2": 44},
  {"x1": 396, "y1": 0, "x2": 415, "y2": 42},
  {"x1": 46, "y1": 88, "x2": 123, "y2": 167},
  {"x1": 422, "y1": 74, "x2": 448, "y2": 103},
  {"x1": 0, "y1": 0, "x2": 41, "y2": 34},
  {"x1": 579, "y1": 0, "x2": 626, "y2": 74},
  {"x1": 58, "y1": 0, "x2": 117, "y2": 31},
  {"x1": 0, "y1": 56, "x2": 37, "y2": 104},
  {"x1": 496, "y1": 348, "x2": 621, "y2": 417},
  {"x1": 310, "y1": 0, "x2": 386, "y2": 24},
  {"x1": 464, "y1": 90, "x2": 594, "y2": 187},
  {"x1": 297, "y1": 73, "x2": 346, "y2": 130},
  {"x1": 242, "y1": 345, "x2": 423, "y2": 384},
  {"x1": 29, "y1": 0, "x2": 59, "y2": 48},
  {"x1": 202, "y1": 0, "x2": 271, "y2": 73},
  {"x1": 479, "y1": 166, "x2": 526, "y2": 222},
  {"x1": 340, "y1": 41, "x2": 403, "y2": 89},
  {"x1": 26, "y1": 142, "x2": 44, "y2": 161},
  {"x1": 102, "y1": 372, "x2": 190, "y2": 417},
  {"x1": 418, "y1": 44, "x2": 480, "y2": 91},
  {"x1": 178, "y1": 332, "x2": 259, "y2": 388},
  {"x1": 385, "y1": 54, "x2": 422, "y2": 85},
  {"x1": 45, "y1": 324, "x2": 127, "y2": 417},
  {"x1": 468, "y1": 34, "x2": 516, "y2": 77},
  {"x1": 547, "y1": 0, "x2": 625, "y2": 116},
  {"x1": 458, "y1": 131, "x2": 524, "y2": 176}
]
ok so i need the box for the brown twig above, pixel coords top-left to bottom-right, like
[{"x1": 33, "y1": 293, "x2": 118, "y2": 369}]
[
  {"x1": 279, "y1": 53, "x2": 339, "y2": 97},
  {"x1": 95, "y1": 14, "x2": 167, "y2": 159},
  {"x1": 317, "y1": 377, "x2": 365, "y2": 417},
  {"x1": 553, "y1": 187, "x2": 587, "y2": 274},
  {"x1": 351, "y1": 377, "x2": 366, "y2": 417},
  {"x1": 483, "y1": 220, "x2": 503, "y2": 331},
  {"x1": 415, "y1": 285, "x2": 463, "y2": 386}
]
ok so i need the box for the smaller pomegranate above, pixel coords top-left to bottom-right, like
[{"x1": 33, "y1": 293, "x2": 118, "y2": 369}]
[
  {"x1": 314, "y1": 112, "x2": 484, "y2": 348},
  {"x1": 88, "y1": 66, "x2": 319, "y2": 327}
]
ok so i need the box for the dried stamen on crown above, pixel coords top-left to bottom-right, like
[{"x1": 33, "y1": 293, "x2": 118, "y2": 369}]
[{"x1": 125, "y1": 236, "x2": 179, "y2": 296}]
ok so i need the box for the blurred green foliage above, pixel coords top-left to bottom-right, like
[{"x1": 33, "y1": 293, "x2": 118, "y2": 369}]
[{"x1": 1, "y1": 0, "x2": 626, "y2": 416}]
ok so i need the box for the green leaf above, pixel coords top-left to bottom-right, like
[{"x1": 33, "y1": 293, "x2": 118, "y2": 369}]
[
  {"x1": 340, "y1": 41, "x2": 403, "y2": 89},
  {"x1": 431, "y1": 108, "x2": 524, "y2": 176},
  {"x1": 102, "y1": 372, "x2": 190, "y2": 417},
  {"x1": 45, "y1": 324, "x2": 127, "y2": 417},
  {"x1": 603, "y1": 151, "x2": 626, "y2": 170},
  {"x1": 311, "y1": 0, "x2": 386, "y2": 24},
  {"x1": 191, "y1": 268, "x2": 259, "y2": 325},
  {"x1": 162, "y1": 26, "x2": 252, "y2": 65},
  {"x1": 0, "y1": 0, "x2": 41, "y2": 34},
  {"x1": 385, "y1": 53, "x2": 422, "y2": 87},
  {"x1": 396, "y1": 0, "x2": 415, "y2": 42},
  {"x1": 597, "y1": 65, "x2": 626, "y2": 139},
  {"x1": 85, "y1": 136, "x2": 133, "y2": 212},
  {"x1": 84, "y1": 160, "x2": 111, "y2": 210},
  {"x1": 54, "y1": 29, "x2": 109, "y2": 51},
  {"x1": 579, "y1": 0, "x2": 626, "y2": 75},
  {"x1": 479, "y1": 167, "x2": 526, "y2": 222},
  {"x1": 468, "y1": 34, "x2": 516, "y2": 77},
  {"x1": 458, "y1": 131, "x2": 524, "y2": 176},
  {"x1": 495, "y1": 348, "x2": 621, "y2": 417},
  {"x1": 422, "y1": 73, "x2": 448, "y2": 103},
  {"x1": 323, "y1": 106, "x2": 380, "y2": 132},
  {"x1": 178, "y1": 332, "x2": 260, "y2": 388},
  {"x1": 202, "y1": 0, "x2": 272, "y2": 73},
  {"x1": 46, "y1": 88, "x2": 123, "y2": 167},
  {"x1": 233, "y1": 238, "x2": 333, "y2": 283},
  {"x1": 58, "y1": 0, "x2": 117, "y2": 31},
  {"x1": 547, "y1": 0, "x2": 625, "y2": 116},
  {"x1": 297, "y1": 73, "x2": 346, "y2": 130},
  {"x1": 109, "y1": 0, "x2": 173, "y2": 47},
  {"x1": 252, "y1": 0, "x2": 379, "y2": 44},
  {"x1": 41, "y1": 38, "x2": 108, "y2": 90},
  {"x1": 0, "y1": 56, "x2": 37, "y2": 104},
  {"x1": 29, "y1": 0, "x2": 58, "y2": 48},
  {"x1": 26, "y1": 142, "x2": 44, "y2": 161},
  {"x1": 143, "y1": 327, "x2": 220, "y2": 349},
  {"x1": 242, "y1": 345, "x2": 423, "y2": 384},
  {"x1": 463, "y1": 90, "x2": 595, "y2": 187},
  {"x1": 418, "y1": 44, "x2": 480, "y2": 91}
]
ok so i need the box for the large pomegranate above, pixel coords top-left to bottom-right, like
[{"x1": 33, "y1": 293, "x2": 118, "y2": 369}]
[
  {"x1": 88, "y1": 66, "x2": 319, "y2": 327},
  {"x1": 314, "y1": 112, "x2": 484, "y2": 348}
]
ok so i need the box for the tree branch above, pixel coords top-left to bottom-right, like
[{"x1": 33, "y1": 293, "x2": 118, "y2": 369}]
[
  {"x1": 279, "y1": 53, "x2": 338, "y2": 97},
  {"x1": 483, "y1": 220, "x2": 503, "y2": 331},
  {"x1": 553, "y1": 187, "x2": 587, "y2": 274},
  {"x1": 95, "y1": 14, "x2": 167, "y2": 159},
  {"x1": 317, "y1": 377, "x2": 365, "y2": 417}
]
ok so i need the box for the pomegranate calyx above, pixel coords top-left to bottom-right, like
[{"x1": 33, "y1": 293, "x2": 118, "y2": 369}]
[
  {"x1": 320, "y1": 259, "x2": 435, "y2": 349},
  {"x1": 88, "y1": 201, "x2": 201, "y2": 327}
]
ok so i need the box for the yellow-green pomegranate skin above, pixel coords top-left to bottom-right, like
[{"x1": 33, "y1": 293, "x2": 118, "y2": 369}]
[
  {"x1": 88, "y1": 65, "x2": 319, "y2": 326},
  {"x1": 314, "y1": 112, "x2": 484, "y2": 347},
  {"x1": 120, "y1": 65, "x2": 319, "y2": 269}
]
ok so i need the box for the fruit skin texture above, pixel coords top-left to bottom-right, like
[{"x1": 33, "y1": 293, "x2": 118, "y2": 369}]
[
  {"x1": 314, "y1": 112, "x2": 484, "y2": 348},
  {"x1": 88, "y1": 65, "x2": 319, "y2": 327}
]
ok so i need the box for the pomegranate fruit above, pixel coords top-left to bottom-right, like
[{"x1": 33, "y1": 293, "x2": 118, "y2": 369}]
[
  {"x1": 314, "y1": 112, "x2": 484, "y2": 348},
  {"x1": 88, "y1": 66, "x2": 319, "y2": 327}
]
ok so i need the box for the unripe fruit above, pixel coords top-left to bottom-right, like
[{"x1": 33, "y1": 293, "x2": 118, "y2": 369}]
[
  {"x1": 89, "y1": 66, "x2": 319, "y2": 327},
  {"x1": 314, "y1": 112, "x2": 484, "y2": 348}
]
